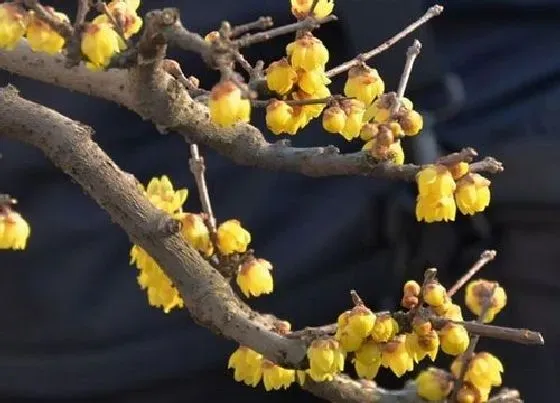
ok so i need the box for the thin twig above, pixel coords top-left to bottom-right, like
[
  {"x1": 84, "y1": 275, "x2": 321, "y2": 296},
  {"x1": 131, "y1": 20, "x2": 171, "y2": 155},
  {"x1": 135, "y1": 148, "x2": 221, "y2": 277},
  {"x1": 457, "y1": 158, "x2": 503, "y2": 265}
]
[
  {"x1": 325, "y1": 5, "x2": 443, "y2": 78},
  {"x1": 188, "y1": 144, "x2": 217, "y2": 234},
  {"x1": 236, "y1": 15, "x2": 338, "y2": 47},
  {"x1": 231, "y1": 16, "x2": 274, "y2": 37},
  {"x1": 251, "y1": 95, "x2": 348, "y2": 108},
  {"x1": 75, "y1": 0, "x2": 90, "y2": 26},
  {"x1": 448, "y1": 250, "x2": 498, "y2": 298},
  {"x1": 396, "y1": 40, "x2": 422, "y2": 99}
]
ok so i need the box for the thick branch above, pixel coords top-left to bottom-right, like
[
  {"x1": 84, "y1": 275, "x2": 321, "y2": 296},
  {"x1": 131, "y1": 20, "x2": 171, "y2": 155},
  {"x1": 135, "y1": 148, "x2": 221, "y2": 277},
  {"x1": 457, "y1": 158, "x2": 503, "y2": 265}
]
[{"x1": 0, "y1": 84, "x2": 439, "y2": 403}]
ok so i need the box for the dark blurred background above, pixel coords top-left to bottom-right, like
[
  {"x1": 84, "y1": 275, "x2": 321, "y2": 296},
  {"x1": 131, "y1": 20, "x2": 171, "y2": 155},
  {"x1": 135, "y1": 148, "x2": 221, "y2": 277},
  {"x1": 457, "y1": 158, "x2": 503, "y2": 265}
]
[{"x1": 0, "y1": 0, "x2": 558, "y2": 402}]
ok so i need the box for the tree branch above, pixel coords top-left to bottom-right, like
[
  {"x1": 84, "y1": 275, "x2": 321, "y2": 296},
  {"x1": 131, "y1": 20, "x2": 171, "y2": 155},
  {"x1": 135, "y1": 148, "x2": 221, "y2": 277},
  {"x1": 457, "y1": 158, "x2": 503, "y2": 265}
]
[
  {"x1": 0, "y1": 42, "x2": 501, "y2": 181},
  {"x1": 0, "y1": 83, "x2": 444, "y2": 403}
]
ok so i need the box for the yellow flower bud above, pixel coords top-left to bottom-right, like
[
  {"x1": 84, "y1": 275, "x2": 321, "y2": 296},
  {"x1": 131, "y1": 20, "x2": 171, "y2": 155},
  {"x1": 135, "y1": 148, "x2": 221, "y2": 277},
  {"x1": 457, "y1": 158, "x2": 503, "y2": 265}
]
[
  {"x1": 266, "y1": 100, "x2": 294, "y2": 135},
  {"x1": 412, "y1": 317, "x2": 433, "y2": 336},
  {"x1": 450, "y1": 162, "x2": 470, "y2": 180},
  {"x1": 92, "y1": 0, "x2": 143, "y2": 39},
  {"x1": 456, "y1": 382, "x2": 490, "y2": 403},
  {"x1": 438, "y1": 303, "x2": 464, "y2": 322},
  {"x1": 404, "y1": 280, "x2": 421, "y2": 297},
  {"x1": 228, "y1": 346, "x2": 263, "y2": 387},
  {"x1": 334, "y1": 327, "x2": 363, "y2": 352},
  {"x1": 179, "y1": 213, "x2": 213, "y2": 257},
  {"x1": 261, "y1": 360, "x2": 295, "y2": 391},
  {"x1": 423, "y1": 282, "x2": 447, "y2": 307},
  {"x1": 340, "y1": 99, "x2": 365, "y2": 141},
  {"x1": 415, "y1": 367, "x2": 453, "y2": 401},
  {"x1": 297, "y1": 68, "x2": 331, "y2": 94},
  {"x1": 455, "y1": 173, "x2": 492, "y2": 216},
  {"x1": 291, "y1": 0, "x2": 334, "y2": 19},
  {"x1": 306, "y1": 339, "x2": 345, "y2": 382},
  {"x1": 381, "y1": 335, "x2": 414, "y2": 377},
  {"x1": 360, "y1": 123, "x2": 379, "y2": 141},
  {"x1": 371, "y1": 313, "x2": 399, "y2": 343},
  {"x1": 322, "y1": 105, "x2": 346, "y2": 134},
  {"x1": 439, "y1": 323, "x2": 469, "y2": 356},
  {"x1": 236, "y1": 257, "x2": 274, "y2": 298},
  {"x1": 465, "y1": 280, "x2": 507, "y2": 323},
  {"x1": 296, "y1": 369, "x2": 307, "y2": 386},
  {"x1": 81, "y1": 22, "x2": 126, "y2": 70},
  {"x1": 217, "y1": 219, "x2": 251, "y2": 255},
  {"x1": 416, "y1": 194, "x2": 457, "y2": 223},
  {"x1": 347, "y1": 305, "x2": 376, "y2": 338},
  {"x1": 0, "y1": 3, "x2": 27, "y2": 51},
  {"x1": 343, "y1": 65, "x2": 385, "y2": 105},
  {"x1": 287, "y1": 32, "x2": 329, "y2": 72},
  {"x1": 399, "y1": 109, "x2": 424, "y2": 136},
  {"x1": 204, "y1": 31, "x2": 220, "y2": 43},
  {"x1": 25, "y1": 9, "x2": 68, "y2": 55},
  {"x1": 209, "y1": 81, "x2": 251, "y2": 128},
  {"x1": 353, "y1": 339, "x2": 382, "y2": 379},
  {"x1": 266, "y1": 58, "x2": 298, "y2": 95},
  {"x1": 0, "y1": 209, "x2": 31, "y2": 250}
]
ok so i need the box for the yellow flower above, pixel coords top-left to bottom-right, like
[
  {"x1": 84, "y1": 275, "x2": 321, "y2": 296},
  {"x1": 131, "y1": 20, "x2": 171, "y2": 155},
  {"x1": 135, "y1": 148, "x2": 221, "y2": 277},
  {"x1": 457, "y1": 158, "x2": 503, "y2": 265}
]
[
  {"x1": 334, "y1": 327, "x2": 363, "y2": 353},
  {"x1": 0, "y1": 3, "x2": 27, "y2": 51},
  {"x1": 381, "y1": 335, "x2": 414, "y2": 377},
  {"x1": 291, "y1": 0, "x2": 334, "y2": 19},
  {"x1": 405, "y1": 330, "x2": 439, "y2": 362},
  {"x1": 262, "y1": 360, "x2": 295, "y2": 391},
  {"x1": 455, "y1": 173, "x2": 491, "y2": 215},
  {"x1": 266, "y1": 59, "x2": 298, "y2": 95},
  {"x1": 360, "y1": 123, "x2": 379, "y2": 141},
  {"x1": 403, "y1": 280, "x2": 421, "y2": 296},
  {"x1": 456, "y1": 382, "x2": 491, "y2": 403},
  {"x1": 81, "y1": 22, "x2": 126, "y2": 70},
  {"x1": 130, "y1": 245, "x2": 184, "y2": 313},
  {"x1": 142, "y1": 175, "x2": 188, "y2": 214},
  {"x1": 340, "y1": 99, "x2": 365, "y2": 141},
  {"x1": 417, "y1": 164, "x2": 456, "y2": 199},
  {"x1": 346, "y1": 305, "x2": 376, "y2": 338},
  {"x1": 415, "y1": 367, "x2": 453, "y2": 401},
  {"x1": 437, "y1": 303, "x2": 464, "y2": 322},
  {"x1": 353, "y1": 339, "x2": 382, "y2": 379},
  {"x1": 287, "y1": 32, "x2": 329, "y2": 72},
  {"x1": 92, "y1": 0, "x2": 143, "y2": 39},
  {"x1": 322, "y1": 105, "x2": 346, "y2": 134},
  {"x1": 297, "y1": 68, "x2": 331, "y2": 94},
  {"x1": 266, "y1": 100, "x2": 294, "y2": 135},
  {"x1": 216, "y1": 219, "x2": 251, "y2": 255},
  {"x1": 439, "y1": 323, "x2": 469, "y2": 356},
  {"x1": 228, "y1": 346, "x2": 263, "y2": 387},
  {"x1": 465, "y1": 280, "x2": 507, "y2": 323},
  {"x1": 25, "y1": 9, "x2": 68, "y2": 55},
  {"x1": 209, "y1": 81, "x2": 251, "y2": 128},
  {"x1": 306, "y1": 339, "x2": 345, "y2": 382},
  {"x1": 450, "y1": 162, "x2": 470, "y2": 180},
  {"x1": 452, "y1": 353, "x2": 502, "y2": 393},
  {"x1": 423, "y1": 281, "x2": 447, "y2": 307},
  {"x1": 399, "y1": 109, "x2": 424, "y2": 136},
  {"x1": 204, "y1": 31, "x2": 220, "y2": 43},
  {"x1": 344, "y1": 65, "x2": 385, "y2": 105},
  {"x1": 416, "y1": 194, "x2": 457, "y2": 223},
  {"x1": 179, "y1": 213, "x2": 213, "y2": 257},
  {"x1": 292, "y1": 86, "x2": 331, "y2": 120},
  {"x1": 0, "y1": 209, "x2": 31, "y2": 250},
  {"x1": 296, "y1": 370, "x2": 307, "y2": 386},
  {"x1": 283, "y1": 106, "x2": 310, "y2": 135},
  {"x1": 412, "y1": 317, "x2": 433, "y2": 336},
  {"x1": 236, "y1": 257, "x2": 274, "y2": 298},
  {"x1": 363, "y1": 139, "x2": 405, "y2": 165},
  {"x1": 371, "y1": 313, "x2": 399, "y2": 343}
]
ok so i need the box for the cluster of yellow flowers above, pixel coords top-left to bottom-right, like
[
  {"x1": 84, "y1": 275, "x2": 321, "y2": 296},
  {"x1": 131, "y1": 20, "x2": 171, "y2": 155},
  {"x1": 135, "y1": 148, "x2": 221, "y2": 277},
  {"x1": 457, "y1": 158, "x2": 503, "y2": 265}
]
[
  {"x1": 263, "y1": 32, "x2": 331, "y2": 135},
  {"x1": 416, "y1": 352, "x2": 504, "y2": 402},
  {"x1": 228, "y1": 322, "x2": 300, "y2": 391},
  {"x1": 0, "y1": 2, "x2": 67, "y2": 54},
  {"x1": 416, "y1": 162, "x2": 492, "y2": 223},
  {"x1": 0, "y1": 205, "x2": 31, "y2": 250},
  {"x1": 129, "y1": 175, "x2": 270, "y2": 312},
  {"x1": 0, "y1": 1, "x2": 142, "y2": 70}
]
